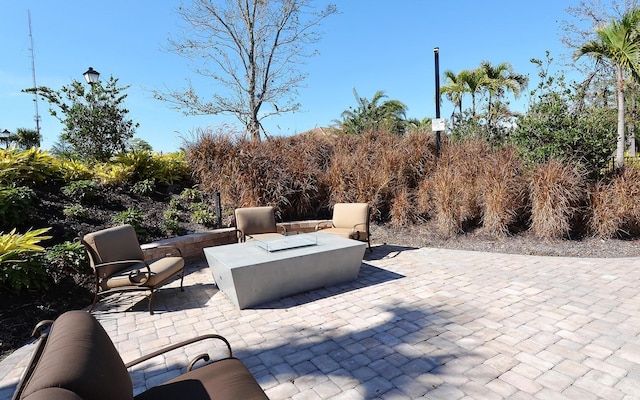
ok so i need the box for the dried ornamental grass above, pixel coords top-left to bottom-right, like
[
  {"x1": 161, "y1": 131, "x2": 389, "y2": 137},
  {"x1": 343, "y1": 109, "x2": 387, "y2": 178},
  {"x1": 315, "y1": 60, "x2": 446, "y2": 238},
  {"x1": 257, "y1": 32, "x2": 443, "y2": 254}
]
[
  {"x1": 389, "y1": 188, "x2": 419, "y2": 227},
  {"x1": 479, "y1": 146, "x2": 528, "y2": 237},
  {"x1": 529, "y1": 160, "x2": 587, "y2": 239},
  {"x1": 590, "y1": 166, "x2": 640, "y2": 237}
]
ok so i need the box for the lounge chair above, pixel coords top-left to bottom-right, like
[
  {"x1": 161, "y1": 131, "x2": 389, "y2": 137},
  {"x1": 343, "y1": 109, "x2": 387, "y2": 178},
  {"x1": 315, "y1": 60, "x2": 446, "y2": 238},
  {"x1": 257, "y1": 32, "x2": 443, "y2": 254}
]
[
  {"x1": 81, "y1": 224, "x2": 185, "y2": 315},
  {"x1": 234, "y1": 206, "x2": 286, "y2": 242},
  {"x1": 316, "y1": 203, "x2": 372, "y2": 251},
  {"x1": 12, "y1": 310, "x2": 269, "y2": 400}
]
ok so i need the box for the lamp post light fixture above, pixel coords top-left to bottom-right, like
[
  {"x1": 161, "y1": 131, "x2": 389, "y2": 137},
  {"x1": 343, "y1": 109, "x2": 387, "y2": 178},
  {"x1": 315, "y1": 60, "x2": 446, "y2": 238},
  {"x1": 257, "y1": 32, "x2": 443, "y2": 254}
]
[
  {"x1": 83, "y1": 67, "x2": 100, "y2": 85},
  {"x1": 0, "y1": 129, "x2": 11, "y2": 149}
]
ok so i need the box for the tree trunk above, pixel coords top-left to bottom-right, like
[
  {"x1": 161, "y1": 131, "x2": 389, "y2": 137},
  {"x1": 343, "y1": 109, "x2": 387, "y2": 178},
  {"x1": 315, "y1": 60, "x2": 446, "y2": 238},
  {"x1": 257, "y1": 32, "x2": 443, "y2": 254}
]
[{"x1": 616, "y1": 65, "x2": 626, "y2": 168}]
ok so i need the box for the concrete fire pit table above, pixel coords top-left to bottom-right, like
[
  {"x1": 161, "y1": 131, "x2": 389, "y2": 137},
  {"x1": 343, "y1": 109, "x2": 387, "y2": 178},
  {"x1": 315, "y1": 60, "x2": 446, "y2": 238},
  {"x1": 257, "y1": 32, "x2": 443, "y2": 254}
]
[{"x1": 203, "y1": 232, "x2": 366, "y2": 309}]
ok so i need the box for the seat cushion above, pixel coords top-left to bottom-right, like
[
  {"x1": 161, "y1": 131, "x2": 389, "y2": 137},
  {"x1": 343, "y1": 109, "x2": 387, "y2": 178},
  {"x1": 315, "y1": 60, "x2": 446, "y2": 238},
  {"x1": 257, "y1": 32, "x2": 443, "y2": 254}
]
[
  {"x1": 19, "y1": 311, "x2": 133, "y2": 400},
  {"x1": 102, "y1": 257, "x2": 184, "y2": 290},
  {"x1": 134, "y1": 358, "x2": 268, "y2": 400},
  {"x1": 316, "y1": 227, "x2": 360, "y2": 240}
]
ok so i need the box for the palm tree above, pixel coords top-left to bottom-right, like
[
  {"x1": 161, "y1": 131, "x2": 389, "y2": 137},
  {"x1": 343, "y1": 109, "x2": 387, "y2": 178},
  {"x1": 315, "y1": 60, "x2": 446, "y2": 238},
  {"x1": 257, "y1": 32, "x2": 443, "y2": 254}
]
[
  {"x1": 575, "y1": 7, "x2": 640, "y2": 167},
  {"x1": 338, "y1": 89, "x2": 408, "y2": 135},
  {"x1": 479, "y1": 61, "x2": 528, "y2": 127},
  {"x1": 10, "y1": 128, "x2": 41, "y2": 149},
  {"x1": 459, "y1": 69, "x2": 486, "y2": 117},
  {"x1": 441, "y1": 70, "x2": 466, "y2": 124}
]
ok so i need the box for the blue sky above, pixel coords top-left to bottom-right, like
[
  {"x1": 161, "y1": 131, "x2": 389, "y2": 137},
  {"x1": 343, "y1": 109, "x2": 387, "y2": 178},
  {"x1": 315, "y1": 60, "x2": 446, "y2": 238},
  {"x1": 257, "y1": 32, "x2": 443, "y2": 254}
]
[{"x1": 1, "y1": 0, "x2": 584, "y2": 153}]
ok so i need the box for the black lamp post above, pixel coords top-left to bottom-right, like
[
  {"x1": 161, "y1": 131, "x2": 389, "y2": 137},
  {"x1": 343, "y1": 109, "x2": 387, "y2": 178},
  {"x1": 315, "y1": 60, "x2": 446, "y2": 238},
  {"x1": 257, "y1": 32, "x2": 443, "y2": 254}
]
[
  {"x1": 434, "y1": 47, "x2": 441, "y2": 154},
  {"x1": 83, "y1": 67, "x2": 100, "y2": 85},
  {"x1": 0, "y1": 129, "x2": 11, "y2": 149}
]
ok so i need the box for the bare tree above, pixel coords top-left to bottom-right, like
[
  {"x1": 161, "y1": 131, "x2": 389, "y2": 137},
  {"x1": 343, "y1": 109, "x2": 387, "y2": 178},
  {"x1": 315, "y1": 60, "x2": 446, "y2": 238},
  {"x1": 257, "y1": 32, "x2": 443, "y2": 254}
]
[{"x1": 155, "y1": 0, "x2": 338, "y2": 142}]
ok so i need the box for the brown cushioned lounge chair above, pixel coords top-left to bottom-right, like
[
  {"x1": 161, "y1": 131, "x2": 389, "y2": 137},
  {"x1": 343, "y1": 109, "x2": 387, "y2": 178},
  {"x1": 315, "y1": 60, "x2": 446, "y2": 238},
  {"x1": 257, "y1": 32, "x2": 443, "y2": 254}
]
[
  {"x1": 234, "y1": 206, "x2": 286, "y2": 242},
  {"x1": 12, "y1": 310, "x2": 269, "y2": 400},
  {"x1": 316, "y1": 203, "x2": 372, "y2": 251},
  {"x1": 81, "y1": 224, "x2": 185, "y2": 315}
]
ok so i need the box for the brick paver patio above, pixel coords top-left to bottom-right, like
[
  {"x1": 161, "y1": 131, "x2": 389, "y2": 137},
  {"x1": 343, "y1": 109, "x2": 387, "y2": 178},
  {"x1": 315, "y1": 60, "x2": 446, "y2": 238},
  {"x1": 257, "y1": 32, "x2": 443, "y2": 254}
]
[{"x1": 1, "y1": 245, "x2": 639, "y2": 399}]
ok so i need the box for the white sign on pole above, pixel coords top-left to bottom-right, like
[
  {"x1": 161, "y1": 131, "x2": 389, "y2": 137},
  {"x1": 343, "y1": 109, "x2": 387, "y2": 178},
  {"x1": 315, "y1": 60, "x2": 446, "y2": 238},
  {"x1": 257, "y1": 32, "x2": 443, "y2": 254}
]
[{"x1": 432, "y1": 118, "x2": 445, "y2": 131}]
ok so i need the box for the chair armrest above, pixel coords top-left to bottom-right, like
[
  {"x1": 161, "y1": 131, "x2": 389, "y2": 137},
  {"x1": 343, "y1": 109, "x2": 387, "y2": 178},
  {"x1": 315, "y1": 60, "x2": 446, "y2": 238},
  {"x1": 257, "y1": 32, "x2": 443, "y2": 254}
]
[
  {"x1": 94, "y1": 259, "x2": 152, "y2": 285},
  {"x1": 124, "y1": 334, "x2": 233, "y2": 370},
  {"x1": 351, "y1": 222, "x2": 367, "y2": 233},
  {"x1": 315, "y1": 221, "x2": 333, "y2": 231}
]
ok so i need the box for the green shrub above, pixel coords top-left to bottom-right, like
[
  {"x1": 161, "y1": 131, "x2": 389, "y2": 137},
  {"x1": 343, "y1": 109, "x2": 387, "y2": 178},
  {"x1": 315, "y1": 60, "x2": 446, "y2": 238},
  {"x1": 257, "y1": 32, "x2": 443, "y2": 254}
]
[
  {"x1": 61, "y1": 180, "x2": 99, "y2": 202},
  {"x1": 0, "y1": 185, "x2": 36, "y2": 229},
  {"x1": 180, "y1": 187, "x2": 204, "y2": 202},
  {"x1": 0, "y1": 148, "x2": 62, "y2": 186},
  {"x1": 63, "y1": 204, "x2": 89, "y2": 219},
  {"x1": 112, "y1": 207, "x2": 148, "y2": 240},
  {"x1": 43, "y1": 241, "x2": 90, "y2": 283},
  {"x1": 0, "y1": 228, "x2": 52, "y2": 293},
  {"x1": 189, "y1": 202, "x2": 217, "y2": 227},
  {"x1": 131, "y1": 178, "x2": 156, "y2": 196}
]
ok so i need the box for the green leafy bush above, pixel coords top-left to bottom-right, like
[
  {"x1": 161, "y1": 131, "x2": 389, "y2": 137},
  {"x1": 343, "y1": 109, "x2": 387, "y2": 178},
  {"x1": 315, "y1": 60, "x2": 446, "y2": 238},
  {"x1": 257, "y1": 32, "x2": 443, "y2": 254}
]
[
  {"x1": 63, "y1": 204, "x2": 89, "y2": 219},
  {"x1": 131, "y1": 178, "x2": 156, "y2": 196},
  {"x1": 43, "y1": 241, "x2": 90, "y2": 283},
  {"x1": 189, "y1": 202, "x2": 217, "y2": 227},
  {"x1": 0, "y1": 148, "x2": 61, "y2": 186},
  {"x1": 61, "y1": 180, "x2": 99, "y2": 202},
  {"x1": 180, "y1": 187, "x2": 204, "y2": 202},
  {"x1": 112, "y1": 207, "x2": 148, "y2": 240},
  {"x1": 0, "y1": 228, "x2": 52, "y2": 293},
  {"x1": 0, "y1": 185, "x2": 36, "y2": 229}
]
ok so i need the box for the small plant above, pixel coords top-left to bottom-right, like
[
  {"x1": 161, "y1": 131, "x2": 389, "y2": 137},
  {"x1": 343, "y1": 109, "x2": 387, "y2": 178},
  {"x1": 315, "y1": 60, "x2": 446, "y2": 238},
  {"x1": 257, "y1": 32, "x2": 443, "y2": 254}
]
[
  {"x1": 180, "y1": 187, "x2": 204, "y2": 202},
  {"x1": 131, "y1": 178, "x2": 156, "y2": 196},
  {"x1": 63, "y1": 204, "x2": 89, "y2": 219},
  {"x1": 0, "y1": 185, "x2": 36, "y2": 229},
  {"x1": 191, "y1": 211, "x2": 217, "y2": 227},
  {"x1": 162, "y1": 217, "x2": 184, "y2": 236},
  {"x1": 0, "y1": 228, "x2": 52, "y2": 293},
  {"x1": 61, "y1": 180, "x2": 99, "y2": 202},
  {"x1": 44, "y1": 240, "x2": 90, "y2": 283},
  {"x1": 112, "y1": 207, "x2": 148, "y2": 240}
]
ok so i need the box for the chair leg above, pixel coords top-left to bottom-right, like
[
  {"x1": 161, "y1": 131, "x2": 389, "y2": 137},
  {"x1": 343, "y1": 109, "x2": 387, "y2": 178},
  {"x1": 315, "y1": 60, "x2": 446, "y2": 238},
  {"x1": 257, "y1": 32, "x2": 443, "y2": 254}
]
[
  {"x1": 180, "y1": 271, "x2": 185, "y2": 292},
  {"x1": 148, "y1": 290, "x2": 155, "y2": 315}
]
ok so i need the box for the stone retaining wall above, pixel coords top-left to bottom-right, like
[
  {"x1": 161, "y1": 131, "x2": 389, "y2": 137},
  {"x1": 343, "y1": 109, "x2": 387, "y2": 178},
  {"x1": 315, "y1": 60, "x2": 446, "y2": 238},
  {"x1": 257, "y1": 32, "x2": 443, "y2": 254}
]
[{"x1": 141, "y1": 220, "x2": 329, "y2": 262}]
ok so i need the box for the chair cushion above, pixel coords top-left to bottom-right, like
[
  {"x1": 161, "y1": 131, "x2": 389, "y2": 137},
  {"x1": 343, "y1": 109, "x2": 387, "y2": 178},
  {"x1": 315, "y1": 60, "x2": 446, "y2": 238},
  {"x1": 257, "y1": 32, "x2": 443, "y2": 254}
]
[
  {"x1": 315, "y1": 227, "x2": 361, "y2": 240},
  {"x1": 332, "y1": 203, "x2": 369, "y2": 230},
  {"x1": 134, "y1": 358, "x2": 268, "y2": 400},
  {"x1": 101, "y1": 257, "x2": 184, "y2": 290},
  {"x1": 19, "y1": 311, "x2": 133, "y2": 400},
  {"x1": 83, "y1": 225, "x2": 145, "y2": 278},
  {"x1": 235, "y1": 207, "x2": 277, "y2": 236}
]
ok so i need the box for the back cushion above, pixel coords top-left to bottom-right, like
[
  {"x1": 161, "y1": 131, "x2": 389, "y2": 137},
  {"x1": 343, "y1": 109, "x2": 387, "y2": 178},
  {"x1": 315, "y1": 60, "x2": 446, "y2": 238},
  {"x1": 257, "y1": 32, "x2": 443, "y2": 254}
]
[
  {"x1": 20, "y1": 311, "x2": 133, "y2": 400},
  {"x1": 332, "y1": 203, "x2": 369, "y2": 230},
  {"x1": 235, "y1": 207, "x2": 276, "y2": 235},
  {"x1": 84, "y1": 224, "x2": 145, "y2": 278}
]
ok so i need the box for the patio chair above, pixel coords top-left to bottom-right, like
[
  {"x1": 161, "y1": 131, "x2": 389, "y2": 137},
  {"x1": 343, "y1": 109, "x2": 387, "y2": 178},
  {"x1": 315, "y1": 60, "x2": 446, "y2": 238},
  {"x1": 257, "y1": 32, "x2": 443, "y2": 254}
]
[
  {"x1": 12, "y1": 310, "x2": 269, "y2": 400},
  {"x1": 316, "y1": 203, "x2": 371, "y2": 251},
  {"x1": 81, "y1": 224, "x2": 185, "y2": 315},
  {"x1": 234, "y1": 206, "x2": 286, "y2": 242}
]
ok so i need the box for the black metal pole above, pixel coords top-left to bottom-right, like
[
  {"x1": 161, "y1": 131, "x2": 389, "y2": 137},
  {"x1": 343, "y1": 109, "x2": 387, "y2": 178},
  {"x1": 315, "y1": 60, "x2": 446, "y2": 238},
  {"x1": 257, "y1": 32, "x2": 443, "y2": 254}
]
[{"x1": 434, "y1": 47, "x2": 441, "y2": 154}]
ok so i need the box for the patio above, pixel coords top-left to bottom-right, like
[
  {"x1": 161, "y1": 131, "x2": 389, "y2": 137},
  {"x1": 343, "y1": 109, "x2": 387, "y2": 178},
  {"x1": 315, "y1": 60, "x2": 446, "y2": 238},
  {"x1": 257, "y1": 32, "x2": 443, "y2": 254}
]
[{"x1": 1, "y1": 244, "x2": 640, "y2": 399}]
